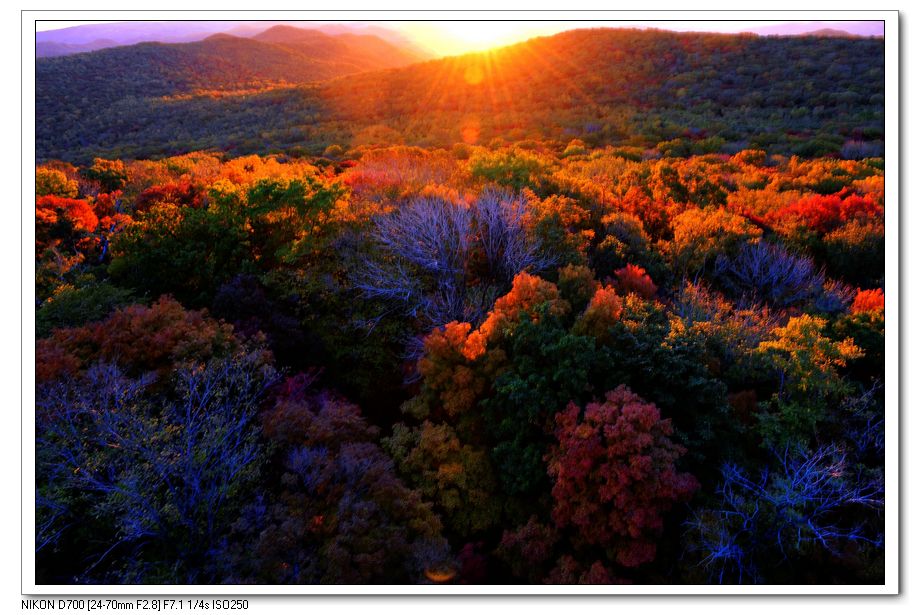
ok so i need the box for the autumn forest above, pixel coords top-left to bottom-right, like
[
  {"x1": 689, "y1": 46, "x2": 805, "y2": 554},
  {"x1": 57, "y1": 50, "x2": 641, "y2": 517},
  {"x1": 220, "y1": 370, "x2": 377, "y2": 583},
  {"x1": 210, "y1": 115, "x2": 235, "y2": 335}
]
[{"x1": 34, "y1": 23, "x2": 886, "y2": 586}]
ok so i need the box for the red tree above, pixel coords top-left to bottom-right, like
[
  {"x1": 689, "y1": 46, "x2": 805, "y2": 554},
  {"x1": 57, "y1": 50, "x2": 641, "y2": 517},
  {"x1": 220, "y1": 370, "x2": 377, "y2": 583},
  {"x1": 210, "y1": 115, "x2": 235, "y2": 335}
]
[{"x1": 547, "y1": 385, "x2": 698, "y2": 567}]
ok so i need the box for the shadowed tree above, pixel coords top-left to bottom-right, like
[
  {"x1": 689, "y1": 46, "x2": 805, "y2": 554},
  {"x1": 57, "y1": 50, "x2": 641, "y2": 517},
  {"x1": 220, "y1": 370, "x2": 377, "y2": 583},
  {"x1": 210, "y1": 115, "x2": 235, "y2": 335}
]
[{"x1": 36, "y1": 351, "x2": 277, "y2": 583}]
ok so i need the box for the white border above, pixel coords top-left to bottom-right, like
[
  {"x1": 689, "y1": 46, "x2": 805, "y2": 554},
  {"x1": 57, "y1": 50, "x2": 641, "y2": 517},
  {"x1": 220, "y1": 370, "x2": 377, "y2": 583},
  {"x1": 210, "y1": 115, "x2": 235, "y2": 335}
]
[{"x1": 21, "y1": 8, "x2": 899, "y2": 596}]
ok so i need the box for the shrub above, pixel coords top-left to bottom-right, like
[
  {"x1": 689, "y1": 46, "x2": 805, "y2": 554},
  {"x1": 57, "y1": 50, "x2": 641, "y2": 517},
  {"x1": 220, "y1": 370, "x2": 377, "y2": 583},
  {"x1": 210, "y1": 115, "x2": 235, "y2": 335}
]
[
  {"x1": 36, "y1": 168, "x2": 78, "y2": 198},
  {"x1": 714, "y1": 241, "x2": 826, "y2": 308},
  {"x1": 36, "y1": 282, "x2": 135, "y2": 338},
  {"x1": 851, "y1": 288, "x2": 884, "y2": 315},
  {"x1": 36, "y1": 296, "x2": 241, "y2": 383},
  {"x1": 665, "y1": 207, "x2": 762, "y2": 275},
  {"x1": 227, "y1": 390, "x2": 449, "y2": 584}
]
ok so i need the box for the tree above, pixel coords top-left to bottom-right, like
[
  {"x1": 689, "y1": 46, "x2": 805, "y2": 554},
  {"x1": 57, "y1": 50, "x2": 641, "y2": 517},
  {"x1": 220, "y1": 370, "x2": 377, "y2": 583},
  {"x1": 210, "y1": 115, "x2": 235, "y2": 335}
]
[
  {"x1": 613, "y1": 264, "x2": 658, "y2": 299},
  {"x1": 83, "y1": 158, "x2": 128, "y2": 192},
  {"x1": 383, "y1": 421, "x2": 502, "y2": 536},
  {"x1": 755, "y1": 314, "x2": 863, "y2": 446},
  {"x1": 664, "y1": 207, "x2": 761, "y2": 276},
  {"x1": 36, "y1": 351, "x2": 276, "y2": 583},
  {"x1": 468, "y1": 147, "x2": 553, "y2": 191},
  {"x1": 684, "y1": 445, "x2": 883, "y2": 584},
  {"x1": 355, "y1": 190, "x2": 552, "y2": 329},
  {"x1": 36, "y1": 296, "x2": 241, "y2": 384},
  {"x1": 495, "y1": 516, "x2": 560, "y2": 583},
  {"x1": 36, "y1": 282, "x2": 134, "y2": 338},
  {"x1": 593, "y1": 212, "x2": 666, "y2": 281},
  {"x1": 36, "y1": 168, "x2": 79, "y2": 198},
  {"x1": 547, "y1": 386, "x2": 699, "y2": 568},
  {"x1": 108, "y1": 200, "x2": 253, "y2": 307},
  {"x1": 851, "y1": 288, "x2": 884, "y2": 314}
]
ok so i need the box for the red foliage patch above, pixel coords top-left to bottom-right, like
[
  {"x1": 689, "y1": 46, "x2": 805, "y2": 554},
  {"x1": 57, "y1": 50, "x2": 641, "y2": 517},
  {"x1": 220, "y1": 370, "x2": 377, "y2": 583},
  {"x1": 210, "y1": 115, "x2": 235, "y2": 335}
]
[
  {"x1": 134, "y1": 182, "x2": 205, "y2": 213},
  {"x1": 614, "y1": 264, "x2": 658, "y2": 299},
  {"x1": 766, "y1": 191, "x2": 882, "y2": 234},
  {"x1": 547, "y1": 385, "x2": 698, "y2": 567},
  {"x1": 36, "y1": 195, "x2": 99, "y2": 234},
  {"x1": 851, "y1": 288, "x2": 884, "y2": 314}
]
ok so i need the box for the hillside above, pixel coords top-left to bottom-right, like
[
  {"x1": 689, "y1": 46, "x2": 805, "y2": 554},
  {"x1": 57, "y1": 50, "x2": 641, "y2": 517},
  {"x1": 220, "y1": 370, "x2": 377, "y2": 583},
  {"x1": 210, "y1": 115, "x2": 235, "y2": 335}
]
[
  {"x1": 36, "y1": 28, "x2": 884, "y2": 163},
  {"x1": 37, "y1": 27, "x2": 422, "y2": 97},
  {"x1": 36, "y1": 26, "x2": 428, "y2": 161},
  {"x1": 315, "y1": 28, "x2": 883, "y2": 149},
  {"x1": 797, "y1": 28, "x2": 862, "y2": 38}
]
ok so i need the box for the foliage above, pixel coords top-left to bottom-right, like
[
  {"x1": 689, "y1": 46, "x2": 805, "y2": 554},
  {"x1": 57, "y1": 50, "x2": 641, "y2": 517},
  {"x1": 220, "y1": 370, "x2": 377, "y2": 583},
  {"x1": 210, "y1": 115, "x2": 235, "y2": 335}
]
[
  {"x1": 36, "y1": 296, "x2": 241, "y2": 384},
  {"x1": 593, "y1": 212, "x2": 665, "y2": 281},
  {"x1": 613, "y1": 264, "x2": 658, "y2": 299},
  {"x1": 664, "y1": 207, "x2": 762, "y2": 276},
  {"x1": 36, "y1": 168, "x2": 79, "y2": 198},
  {"x1": 755, "y1": 315, "x2": 863, "y2": 446},
  {"x1": 495, "y1": 516, "x2": 560, "y2": 583},
  {"x1": 225, "y1": 386, "x2": 449, "y2": 584},
  {"x1": 36, "y1": 281, "x2": 135, "y2": 338},
  {"x1": 108, "y1": 171, "x2": 345, "y2": 307},
  {"x1": 383, "y1": 421, "x2": 501, "y2": 537},
  {"x1": 766, "y1": 191, "x2": 882, "y2": 235},
  {"x1": 851, "y1": 288, "x2": 884, "y2": 314},
  {"x1": 469, "y1": 147, "x2": 553, "y2": 191},
  {"x1": 547, "y1": 386, "x2": 699, "y2": 568},
  {"x1": 823, "y1": 218, "x2": 884, "y2": 288}
]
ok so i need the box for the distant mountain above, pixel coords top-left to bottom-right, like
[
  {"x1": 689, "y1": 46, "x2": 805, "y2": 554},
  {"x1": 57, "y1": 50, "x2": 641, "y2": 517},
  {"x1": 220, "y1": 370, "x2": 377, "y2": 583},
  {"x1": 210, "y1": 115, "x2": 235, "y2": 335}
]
[
  {"x1": 797, "y1": 28, "x2": 863, "y2": 38},
  {"x1": 746, "y1": 21, "x2": 883, "y2": 37},
  {"x1": 36, "y1": 38, "x2": 119, "y2": 57},
  {"x1": 36, "y1": 21, "x2": 435, "y2": 59},
  {"x1": 252, "y1": 25, "x2": 428, "y2": 68},
  {"x1": 35, "y1": 21, "x2": 232, "y2": 47},
  {"x1": 251, "y1": 25, "x2": 332, "y2": 45}
]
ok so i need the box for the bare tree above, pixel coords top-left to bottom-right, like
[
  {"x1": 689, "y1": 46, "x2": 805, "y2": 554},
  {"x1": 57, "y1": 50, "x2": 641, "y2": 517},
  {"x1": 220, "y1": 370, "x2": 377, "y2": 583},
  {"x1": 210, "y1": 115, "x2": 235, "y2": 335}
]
[
  {"x1": 355, "y1": 189, "x2": 553, "y2": 332},
  {"x1": 684, "y1": 444, "x2": 883, "y2": 583},
  {"x1": 472, "y1": 188, "x2": 554, "y2": 283},
  {"x1": 36, "y1": 352, "x2": 277, "y2": 582}
]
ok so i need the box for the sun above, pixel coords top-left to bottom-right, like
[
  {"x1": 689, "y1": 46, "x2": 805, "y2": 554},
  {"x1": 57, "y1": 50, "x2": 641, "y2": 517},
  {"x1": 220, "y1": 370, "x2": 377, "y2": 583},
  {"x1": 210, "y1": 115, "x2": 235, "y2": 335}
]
[{"x1": 402, "y1": 22, "x2": 553, "y2": 56}]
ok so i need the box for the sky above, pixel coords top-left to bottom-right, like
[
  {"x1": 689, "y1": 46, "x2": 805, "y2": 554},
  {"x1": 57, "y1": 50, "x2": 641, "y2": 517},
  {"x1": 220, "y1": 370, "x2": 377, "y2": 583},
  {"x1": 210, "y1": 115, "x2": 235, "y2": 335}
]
[{"x1": 35, "y1": 20, "x2": 885, "y2": 57}]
